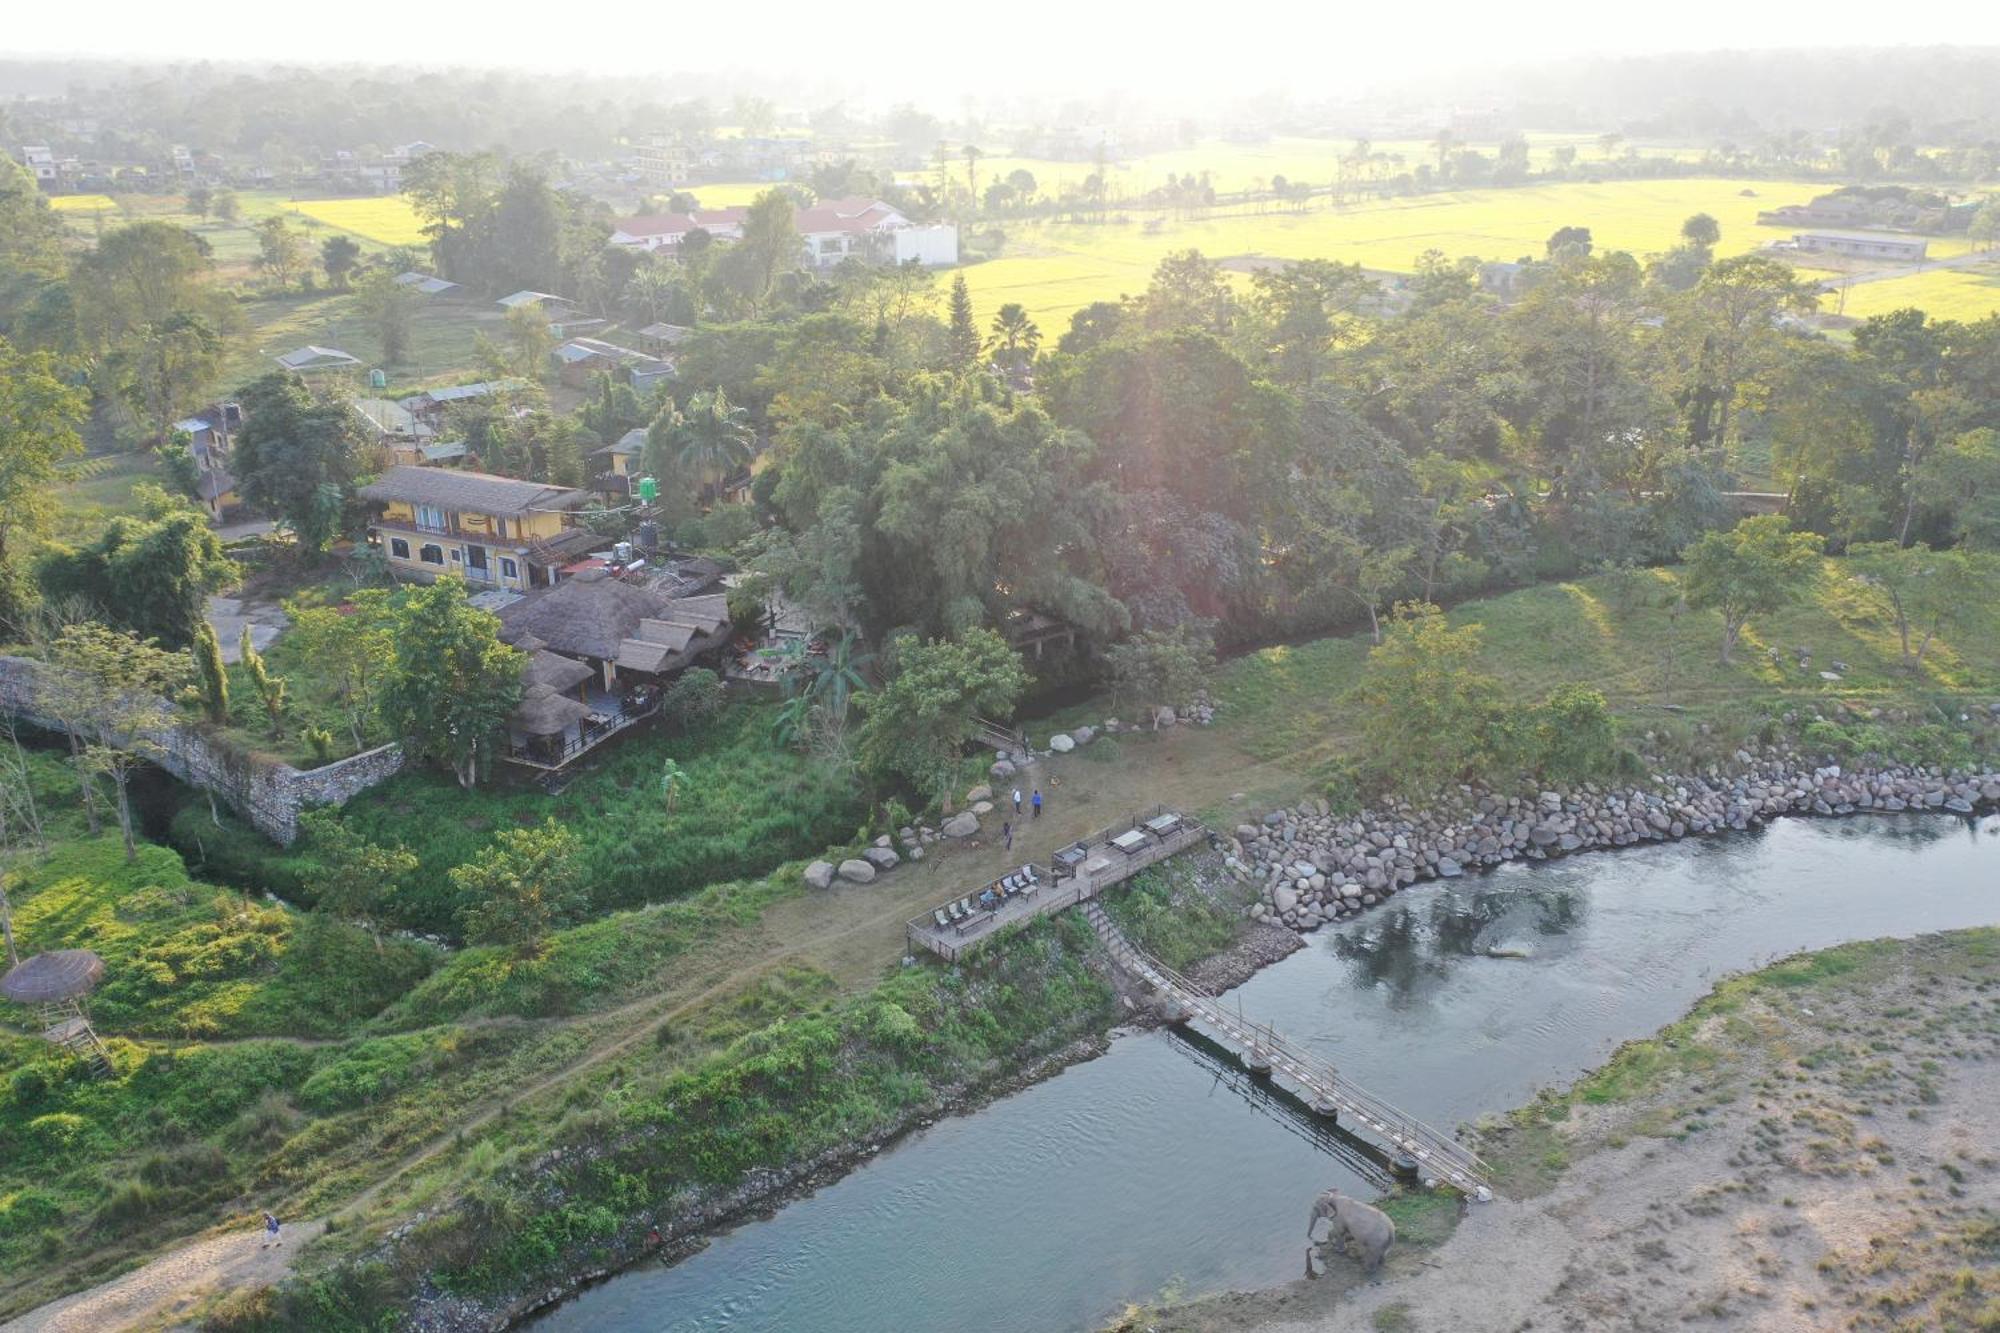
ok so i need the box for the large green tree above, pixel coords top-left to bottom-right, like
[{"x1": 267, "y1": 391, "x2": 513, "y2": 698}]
[
  {"x1": 36, "y1": 506, "x2": 235, "y2": 649},
  {"x1": 41, "y1": 623, "x2": 188, "y2": 861},
  {"x1": 231, "y1": 371, "x2": 368, "y2": 552},
  {"x1": 451, "y1": 819, "x2": 584, "y2": 955},
  {"x1": 0, "y1": 337, "x2": 88, "y2": 627},
  {"x1": 1353, "y1": 602, "x2": 1502, "y2": 794},
  {"x1": 855, "y1": 628, "x2": 1027, "y2": 800},
  {"x1": 1680, "y1": 515, "x2": 1824, "y2": 663},
  {"x1": 378, "y1": 576, "x2": 525, "y2": 789}
]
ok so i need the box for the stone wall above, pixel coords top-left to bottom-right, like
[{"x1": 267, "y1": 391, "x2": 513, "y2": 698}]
[{"x1": 0, "y1": 654, "x2": 403, "y2": 845}]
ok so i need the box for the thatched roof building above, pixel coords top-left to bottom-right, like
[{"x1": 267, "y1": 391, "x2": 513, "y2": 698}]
[
  {"x1": 497, "y1": 571, "x2": 731, "y2": 679},
  {"x1": 1, "y1": 950, "x2": 105, "y2": 1004}
]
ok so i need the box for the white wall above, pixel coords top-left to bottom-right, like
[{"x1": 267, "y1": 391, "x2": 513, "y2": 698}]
[{"x1": 894, "y1": 225, "x2": 959, "y2": 267}]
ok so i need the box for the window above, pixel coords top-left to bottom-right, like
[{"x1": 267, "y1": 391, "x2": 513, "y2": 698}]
[
  {"x1": 450, "y1": 549, "x2": 462, "y2": 562},
  {"x1": 501, "y1": 557, "x2": 519, "y2": 580},
  {"x1": 419, "y1": 544, "x2": 444, "y2": 565},
  {"x1": 390, "y1": 538, "x2": 410, "y2": 560},
  {"x1": 465, "y1": 544, "x2": 488, "y2": 572},
  {"x1": 416, "y1": 504, "x2": 447, "y2": 532}
]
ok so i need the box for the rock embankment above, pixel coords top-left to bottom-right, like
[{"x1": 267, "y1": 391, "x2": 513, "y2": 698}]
[{"x1": 1227, "y1": 756, "x2": 2000, "y2": 934}]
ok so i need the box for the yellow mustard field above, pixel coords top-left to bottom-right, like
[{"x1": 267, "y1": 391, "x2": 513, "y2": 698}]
[
  {"x1": 290, "y1": 196, "x2": 429, "y2": 246},
  {"x1": 957, "y1": 177, "x2": 1992, "y2": 329},
  {"x1": 48, "y1": 193, "x2": 117, "y2": 212}
]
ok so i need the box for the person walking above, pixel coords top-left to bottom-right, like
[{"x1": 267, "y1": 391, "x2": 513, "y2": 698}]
[
  {"x1": 260, "y1": 1211, "x2": 281, "y2": 1249},
  {"x1": 1003, "y1": 820, "x2": 1013, "y2": 851},
  {"x1": 1012, "y1": 788, "x2": 1022, "y2": 815},
  {"x1": 1031, "y1": 788, "x2": 1043, "y2": 820}
]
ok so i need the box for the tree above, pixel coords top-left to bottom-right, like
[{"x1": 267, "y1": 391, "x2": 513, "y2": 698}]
[
  {"x1": 1681, "y1": 213, "x2": 1721, "y2": 248},
  {"x1": 660, "y1": 667, "x2": 726, "y2": 734},
  {"x1": 0, "y1": 337, "x2": 87, "y2": 627},
  {"x1": 502, "y1": 302, "x2": 555, "y2": 379},
  {"x1": 717, "y1": 189, "x2": 800, "y2": 314},
  {"x1": 298, "y1": 809, "x2": 417, "y2": 949},
  {"x1": 212, "y1": 190, "x2": 240, "y2": 224},
  {"x1": 652, "y1": 387, "x2": 754, "y2": 494},
  {"x1": 354, "y1": 266, "x2": 416, "y2": 366},
  {"x1": 1353, "y1": 602, "x2": 1502, "y2": 795},
  {"x1": 185, "y1": 184, "x2": 212, "y2": 220},
  {"x1": 255, "y1": 215, "x2": 307, "y2": 289},
  {"x1": 450, "y1": 819, "x2": 584, "y2": 956},
  {"x1": 1848, "y1": 542, "x2": 1991, "y2": 668},
  {"x1": 284, "y1": 591, "x2": 395, "y2": 749},
  {"x1": 774, "y1": 629, "x2": 871, "y2": 750},
  {"x1": 1104, "y1": 623, "x2": 1215, "y2": 725},
  {"x1": 240, "y1": 625, "x2": 288, "y2": 737},
  {"x1": 231, "y1": 371, "x2": 367, "y2": 552},
  {"x1": 71, "y1": 221, "x2": 217, "y2": 347},
  {"x1": 36, "y1": 507, "x2": 235, "y2": 648},
  {"x1": 946, "y1": 274, "x2": 980, "y2": 368},
  {"x1": 856, "y1": 629, "x2": 1027, "y2": 799},
  {"x1": 320, "y1": 235, "x2": 362, "y2": 288},
  {"x1": 1969, "y1": 199, "x2": 2000, "y2": 251},
  {"x1": 1680, "y1": 516, "x2": 1824, "y2": 663},
  {"x1": 191, "y1": 620, "x2": 229, "y2": 723},
  {"x1": 987, "y1": 303, "x2": 1041, "y2": 376},
  {"x1": 1546, "y1": 225, "x2": 1594, "y2": 259},
  {"x1": 43, "y1": 623, "x2": 187, "y2": 861},
  {"x1": 105, "y1": 311, "x2": 225, "y2": 445},
  {"x1": 1911, "y1": 427, "x2": 2000, "y2": 549},
  {"x1": 379, "y1": 576, "x2": 525, "y2": 789}
]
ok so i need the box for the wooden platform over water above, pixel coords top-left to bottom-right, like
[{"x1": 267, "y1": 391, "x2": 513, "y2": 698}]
[{"x1": 906, "y1": 806, "x2": 1210, "y2": 963}]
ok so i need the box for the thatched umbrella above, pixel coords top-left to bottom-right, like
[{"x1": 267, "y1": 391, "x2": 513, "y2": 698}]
[{"x1": 1, "y1": 949, "x2": 106, "y2": 1005}]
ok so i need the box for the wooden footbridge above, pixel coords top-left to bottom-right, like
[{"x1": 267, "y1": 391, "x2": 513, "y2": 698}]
[{"x1": 1079, "y1": 898, "x2": 1495, "y2": 1201}]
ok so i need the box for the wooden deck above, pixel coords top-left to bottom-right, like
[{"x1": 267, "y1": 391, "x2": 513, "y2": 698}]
[{"x1": 906, "y1": 806, "x2": 1210, "y2": 963}]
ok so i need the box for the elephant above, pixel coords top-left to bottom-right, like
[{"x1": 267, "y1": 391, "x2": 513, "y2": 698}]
[{"x1": 1305, "y1": 1187, "x2": 1395, "y2": 1277}]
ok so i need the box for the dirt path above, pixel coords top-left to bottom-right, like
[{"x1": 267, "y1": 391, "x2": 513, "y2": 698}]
[
  {"x1": 3, "y1": 723, "x2": 1305, "y2": 1333},
  {"x1": 0, "y1": 1221, "x2": 325, "y2": 1333}
]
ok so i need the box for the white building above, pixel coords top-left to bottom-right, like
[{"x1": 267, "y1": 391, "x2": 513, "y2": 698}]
[
  {"x1": 794, "y1": 198, "x2": 958, "y2": 269},
  {"x1": 636, "y1": 133, "x2": 691, "y2": 187},
  {"x1": 20, "y1": 146, "x2": 57, "y2": 189},
  {"x1": 608, "y1": 209, "x2": 749, "y2": 253}
]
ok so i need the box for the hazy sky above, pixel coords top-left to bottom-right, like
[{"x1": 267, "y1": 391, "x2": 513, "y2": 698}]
[{"x1": 10, "y1": 0, "x2": 2000, "y2": 105}]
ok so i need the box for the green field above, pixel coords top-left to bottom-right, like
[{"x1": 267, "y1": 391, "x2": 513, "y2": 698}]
[
  {"x1": 226, "y1": 288, "x2": 501, "y2": 391},
  {"x1": 1833, "y1": 258, "x2": 2000, "y2": 322},
  {"x1": 957, "y1": 177, "x2": 1990, "y2": 329}
]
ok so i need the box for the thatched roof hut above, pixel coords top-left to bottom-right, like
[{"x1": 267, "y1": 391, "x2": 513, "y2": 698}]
[
  {"x1": 511, "y1": 683, "x2": 592, "y2": 737},
  {"x1": 523, "y1": 649, "x2": 594, "y2": 694},
  {"x1": 2, "y1": 950, "x2": 106, "y2": 1004}
]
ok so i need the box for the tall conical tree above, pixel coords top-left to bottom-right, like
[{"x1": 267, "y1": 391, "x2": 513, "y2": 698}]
[
  {"x1": 191, "y1": 621, "x2": 229, "y2": 723},
  {"x1": 240, "y1": 625, "x2": 288, "y2": 737},
  {"x1": 946, "y1": 274, "x2": 980, "y2": 368}
]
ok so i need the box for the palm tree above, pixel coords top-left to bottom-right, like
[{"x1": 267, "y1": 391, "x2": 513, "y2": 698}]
[
  {"x1": 673, "y1": 389, "x2": 754, "y2": 495},
  {"x1": 987, "y1": 304, "x2": 1041, "y2": 378},
  {"x1": 963, "y1": 144, "x2": 984, "y2": 204},
  {"x1": 659, "y1": 759, "x2": 686, "y2": 813},
  {"x1": 773, "y1": 630, "x2": 872, "y2": 749}
]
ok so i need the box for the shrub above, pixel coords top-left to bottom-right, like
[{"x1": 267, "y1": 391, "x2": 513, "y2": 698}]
[{"x1": 660, "y1": 668, "x2": 725, "y2": 733}]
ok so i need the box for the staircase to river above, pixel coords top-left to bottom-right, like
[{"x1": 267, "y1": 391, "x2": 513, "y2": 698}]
[{"x1": 1078, "y1": 899, "x2": 1495, "y2": 1201}]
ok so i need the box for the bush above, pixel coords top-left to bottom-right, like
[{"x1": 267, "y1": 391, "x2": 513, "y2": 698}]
[{"x1": 660, "y1": 668, "x2": 725, "y2": 733}]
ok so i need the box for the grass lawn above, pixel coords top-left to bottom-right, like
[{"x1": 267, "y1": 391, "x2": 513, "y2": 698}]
[
  {"x1": 227, "y1": 288, "x2": 503, "y2": 391},
  {"x1": 954, "y1": 177, "x2": 1987, "y2": 329},
  {"x1": 45, "y1": 450, "x2": 166, "y2": 546},
  {"x1": 1212, "y1": 558, "x2": 2000, "y2": 781}
]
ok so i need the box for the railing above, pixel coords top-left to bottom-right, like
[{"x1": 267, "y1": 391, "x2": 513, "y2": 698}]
[
  {"x1": 1080, "y1": 901, "x2": 1494, "y2": 1199},
  {"x1": 503, "y1": 697, "x2": 660, "y2": 770}
]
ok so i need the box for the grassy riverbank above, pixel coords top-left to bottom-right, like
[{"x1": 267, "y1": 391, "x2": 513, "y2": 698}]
[{"x1": 1132, "y1": 925, "x2": 2000, "y2": 1332}]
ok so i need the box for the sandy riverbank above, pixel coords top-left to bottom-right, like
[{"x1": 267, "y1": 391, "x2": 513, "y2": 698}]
[{"x1": 1126, "y1": 926, "x2": 2000, "y2": 1333}]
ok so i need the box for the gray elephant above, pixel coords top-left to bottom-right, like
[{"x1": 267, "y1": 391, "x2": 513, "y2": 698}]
[{"x1": 1306, "y1": 1187, "x2": 1395, "y2": 1277}]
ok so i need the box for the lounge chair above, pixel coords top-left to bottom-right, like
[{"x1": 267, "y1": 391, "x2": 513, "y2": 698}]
[{"x1": 934, "y1": 908, "x2": 949, "y2": 929}]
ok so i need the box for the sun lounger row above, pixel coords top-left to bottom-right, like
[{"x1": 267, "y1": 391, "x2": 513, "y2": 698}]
[{"x1": 929, "y1": 865, "x2": 1045, "y2": 931}]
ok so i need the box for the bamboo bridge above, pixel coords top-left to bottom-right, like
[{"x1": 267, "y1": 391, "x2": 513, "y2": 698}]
[{"x1": 1079, "y1": 898, "x2": 1496, "y2": 1201}]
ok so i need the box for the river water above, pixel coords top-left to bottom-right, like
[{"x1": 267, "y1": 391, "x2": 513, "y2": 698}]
[{"x1": 533, "y1": 813, "x2": 2000, "y2": 1333}]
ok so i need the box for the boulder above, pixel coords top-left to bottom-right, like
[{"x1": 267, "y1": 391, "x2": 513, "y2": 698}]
[
  {"x1": 941, "y1": 811, "x2": 980, "y2": 838},
  {"x1": 863, "y1": 846, "x2": 900, "y2": 870},
  {"x1": 966, "y1": 784, "x2": 993, "y2": 804},
  {"x1": 990, "y1": 759, "x2": 1017, "y2": 779},
  {"x1": 1435, "y1": 856, "x2": 1464, "y2": 878},
  {"x1": 1072, "y1": 725, "x2": 1096, "y2": 745},
  {"x1": 1273, "y1": 885, "x2": 1299, "y2": 914},
  {"x1": 1049, "y1": 733, "x2": 1076, "y2": 753},
  {"x1": 836, "y1": 858, "x2": 877, "y2": 884},
  {"x1": 971, "y1": 800, "x2": 995, "y2": 815},
  {"x1": 804, "y1": 860, "x2": 836, "y2": 890}
]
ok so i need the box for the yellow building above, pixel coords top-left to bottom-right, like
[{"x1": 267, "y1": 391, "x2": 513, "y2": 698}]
[{"x1": 358, "y1": 466, "x2": 599, "y2": 590}]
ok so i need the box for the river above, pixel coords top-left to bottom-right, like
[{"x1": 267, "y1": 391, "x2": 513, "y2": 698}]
[{"x1": 531, "y1": 812, "x2": 2000, "y2": 1333}]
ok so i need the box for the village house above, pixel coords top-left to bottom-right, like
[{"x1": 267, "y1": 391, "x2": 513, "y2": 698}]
[
  {"x1": 171, "y1": 402, "x2": 242, "y2": 521},
  {"x1": 794, "y1": 197, "x2": 958, "y2": 268},
  {"x1": 393, "y1": 271, "x2": 461, "y2": 297},
  {"x1": 351, "y1": 397, "x2": 437, "y2": 464},
  {"x1": 494, "y1": 571, "x2": 734, "y2": 769},
  {"x1": 274, "y1": 345, "x2": 362, "y2": 373},
  {"x1": 496, "y1": 290, "x2": 572, "y2": 316},
  {"x1": 589, "y1": 428, "x2": 647, "y2": 498},
  {"x1": 607, "y1": 209, "x2": 749, "y2": 254},
  {"x1": 553, "y1": 337, "x2": 672, "y2": 391},
  {"x1": 1791, "y1": 231, "x2": 1929, "y2": 262},
  {"x1": 358, "y1": 465, "x2": 599, "y2": 590}
]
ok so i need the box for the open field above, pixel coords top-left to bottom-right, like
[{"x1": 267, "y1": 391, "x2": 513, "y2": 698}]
[
  {"x1": 686, "y1": 180, "x2": 792, "y2": 208},
  {"x1": 1834, "y1": 256, "x2": 2000, "y2": 322},
  {"x1": 288, "y1": 196, "x2": 428, "y2": 246},
  {"x1": 225, "y1": 288, "x2": 501, "y2": 390},
  {"x1": 956, "y1": 177, "x2": 1992, "y2": 329},
  {"x1": 46, "y1": 193, "x2": 117, "y2": 213}
]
